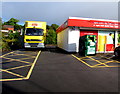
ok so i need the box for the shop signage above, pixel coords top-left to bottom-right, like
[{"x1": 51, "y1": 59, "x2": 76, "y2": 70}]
[
  {"x1": 68, "y1": 19, "x2": 119, "y2": 29},
  {"x1": 56, "y1": 18, "x2": 119, "y2": 33},
  {"x1": 93, "y1": 22, "x2": 118, "y2": 28}
]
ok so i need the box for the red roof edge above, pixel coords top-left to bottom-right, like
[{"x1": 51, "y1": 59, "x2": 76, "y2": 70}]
[{"x1": 56, "y1": 17, "x2": 120, "y2": 33}]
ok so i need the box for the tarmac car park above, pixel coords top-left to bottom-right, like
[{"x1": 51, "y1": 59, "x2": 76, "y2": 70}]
[{"x1": 1, "y1": 48, "x2": 120, "y2": 93}]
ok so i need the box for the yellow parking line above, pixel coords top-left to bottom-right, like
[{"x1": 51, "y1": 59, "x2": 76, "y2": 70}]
[
  {"x1": 90, "y1": 55, "x2": 120, "y2": 63},
  {"x1": 93, "y1": 66, "x2": 120, "y2": 68},
  {"x1": 0, "y1": 69, "x2": 25, "y2": 78},
  {"x1": 82, "y1": 59, "x2": 95, "y2": 61},
  {"x1": 1, "y1": 59, "x2": 13, "y2": 63},
  {"x1": 14, "y1": 51, "x2": 37, "y2": 55},
  {"x1": 18, "y1": 57, "x2": 35, "y2": 60},
  {"x1": 93, "y1": 60, "x2": 120, "y2": 67},
  {"x1": 26, "y1": 50, "x2": 41, "y2": 79},
  {"x1": 71, "y1": 54, "x2": 119, "y2": 68},
  {"x1": 0, "y1": 50, "x2": 40, "y2": 81},
  {"x1": 12, "y1": 53, "x2": 36, "y2": 58},
  {"x1": 1, "y1": 51, "x2": 14, "y2": 57},
  {"x1": 4, "y1": 64, "x2": 32, "y2": 71},
  {"x1": 99, "y1": 60, "x2": 109, "y2": 61},
  {"x1": 99, "y1": 55, "x2": 113, "y2": 59},
  {"x1": 71, "y1": 54, "x2": 92, "y2": 67},
  {"x1": 87, "y1": 56, "x2": 108, "y2": 67},
  {"x1": 72, "y1": 56, "x2": 89, "y2": 60},
  {"x1": 79, "y1": 56, "x2": 90, "y2": 59},
  {"x1": 92, "y1": 61, "x2": 112, "y2": 67},
  {"x1": 0, "y1": 77, "x2": 27, "y2": 81},
  {"x1": 112, "y1": 60, "x2": 120, "y2": 63},
  {"x1": 2, "y1": 57, "x2": 32, "y2": 64}
]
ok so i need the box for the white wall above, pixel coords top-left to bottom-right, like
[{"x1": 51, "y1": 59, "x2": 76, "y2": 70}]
[
  {"x1": 57, "y1": 28, "x2": 69, "y2": 51},
  {"x1": 115, "y1": 31, "x2": 118, "y2": 47},
  {"x1": 68, "y1": 27, "x2": 80, "y2": 52},
  {"x1": 57, "y1": 27, "x2": 80, "y2": 52}
]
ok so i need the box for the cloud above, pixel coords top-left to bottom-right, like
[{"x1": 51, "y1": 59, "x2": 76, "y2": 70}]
[
  {"x1": 2, "y1": 2, "x2": 118, "y2": 25},
  {"x1": 2, "y1": 0, "x2": 120, "y2": 2}
]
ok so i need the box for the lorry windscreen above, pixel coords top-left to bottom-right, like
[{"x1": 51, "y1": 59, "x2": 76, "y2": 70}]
[{"x1": 26, "y1": 28, "x2": 44, "y2": 36}]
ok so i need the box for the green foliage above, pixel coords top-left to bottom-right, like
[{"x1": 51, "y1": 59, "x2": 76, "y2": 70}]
[
  {"x1": 46, "y1": 25, "x2": 52, "y2": 30},
  {"x1": 0, "y1": 18, "x2": 2, "y2": 30},
  {"x1": 3, "y1": 18, "x2": 23, "y2": 30},
  {"x1": 45, "y1": 24, "x2": 59, "y2": 44},
  {"x1": 0, "y1": 18, "x2": 2, "y2": 50},
  {"x1": 2, "y1": 32, "x2": 23, "y2": 51},
  {"x1": 1, "y1": 18, "x2": 24, "y2": 51},
  {"x1": 51, "y1": 24, "x2": 59, "y2": 31},
  {"x1": 118, "y1": 33, "x2": 120, "y2": 43},
  {"x1": 1, "y1": 33, "x2": 11, "y2": 51},
  {"x1": 8, "y1": 31, "x2": 20, "y2": 39},
  {"x1": 46, "y1": 29, "x2": 57, "y2": 44},
  {"x1": 22, "y1": 24, "x2": 26, "y2": 32},
  {"x1": 2, "y1": 41, "x2": 11, "y2": 52},
  {"x1": 14, "y1": 24, "x2": 23, "y2": 30},
  {"x1": 0, "y1": 33, "x2": 2, "y2": 51},
  {"x1": 3, "y1": 18, "x2": 19, "y2": 26}
]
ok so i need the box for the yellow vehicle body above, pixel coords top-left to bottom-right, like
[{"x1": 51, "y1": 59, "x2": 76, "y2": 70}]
[{"x1": 24, "y1": 21, "x2": 46, "y2": 48}]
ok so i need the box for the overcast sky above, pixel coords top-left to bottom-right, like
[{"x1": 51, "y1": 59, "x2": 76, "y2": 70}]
[{"x1": 1, "y1": 1, "x2": 119, "y2": 25}]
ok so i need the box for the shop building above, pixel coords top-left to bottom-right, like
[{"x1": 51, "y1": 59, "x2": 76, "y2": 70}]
[{"x1": 56, "y1": 17, "x2": 120, "y2": 53}]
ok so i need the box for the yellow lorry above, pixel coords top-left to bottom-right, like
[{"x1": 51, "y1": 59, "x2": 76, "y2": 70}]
[{"x1": 24, "y1": 21, "x2": 46, "y2": 48}]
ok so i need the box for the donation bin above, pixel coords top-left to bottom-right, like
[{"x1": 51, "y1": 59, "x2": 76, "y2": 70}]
[{"x1": 79, "y1": 35, "x2": 96, "y2": 56}]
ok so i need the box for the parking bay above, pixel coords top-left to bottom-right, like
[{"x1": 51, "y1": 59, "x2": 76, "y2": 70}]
[{"x1": 1, "y1": 48, "x2": 120, "y2": 93}]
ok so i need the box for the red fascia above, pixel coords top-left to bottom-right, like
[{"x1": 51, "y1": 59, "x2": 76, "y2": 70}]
[
  {"x1": 68, "y1": 19, "x2": 119, "y2": 29},
  {"x1": 56, "y1": 18, "x2": 120, "y2": 33},
  {"x1": 56, "y1": 23, "x2": 68, "y2": 33}
]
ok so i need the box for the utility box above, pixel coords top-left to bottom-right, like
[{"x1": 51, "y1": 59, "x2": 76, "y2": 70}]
[{"x1": 79, "y1": 35, "x2": 96, "y2": 56}]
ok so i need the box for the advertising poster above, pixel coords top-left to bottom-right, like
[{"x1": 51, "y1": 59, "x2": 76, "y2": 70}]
[{"x1": 98, "y1": 31, "x2": 114, "y2": 52}]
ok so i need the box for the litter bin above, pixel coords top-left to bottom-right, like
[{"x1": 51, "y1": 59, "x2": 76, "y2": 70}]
[{"x1": 79, "y1": 35, "x2": 96, "y2": 56}]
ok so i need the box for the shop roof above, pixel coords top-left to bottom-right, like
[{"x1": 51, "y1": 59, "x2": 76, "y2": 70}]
[
  {"x1": 56, "y1": 17, "x2": 119, "y2": 33},
  {"x1": 69, "y1": 17, "x2": 118, "y2": 22}
]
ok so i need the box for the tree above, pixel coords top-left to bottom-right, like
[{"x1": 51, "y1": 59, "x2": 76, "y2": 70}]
[
  {"x1": 46, "y1": 25, "x2": 52, "y2": 30},
  {"x1": 118, "y1": 33, "x2": 120, "y2": 43},
  {"x1": 3, "y1": 18, "x2": 19, "y2": 26},
  {"x1": 45, "y1": 24, "x2": 59, "y2": 44},
  {"x1": 3, "y1": 18, "x2": 23, "y2": 30},
  {"x1": 46, "y1": 29, "x2": 57, "y2": 44},
  {"x1": 14, "y1": 24, "x2": 23, "y2": 30},
  {"x1": 51, "y1": 24, "x2": 59, "y2": 31},
  {"x1": 0, "y1": 18, "x2": 2, "y2": 29}
]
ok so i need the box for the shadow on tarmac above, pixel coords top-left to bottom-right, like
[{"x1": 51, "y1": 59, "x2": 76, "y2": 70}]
[
  {"x1": 42, "y1": 47, "x2": 75, "y2": 54},
  {"x1": 26, "y1": 80, "x2": 53, "y2": 93},
  {"x1": 18, "y1": 45, "x2": 120, "y2": 62},
  {"x1": 2, "y1": 83, "x2": 24, "y2": 94},
  {"x1": 19, "y1": 46, "x2": 77, "y2": 55},
  {"x1": 2, "y1": 82, "x2": 54, "y2": 94},
  {"x1": 111, "y1": 56, "x2": 120, "y2": 62}
]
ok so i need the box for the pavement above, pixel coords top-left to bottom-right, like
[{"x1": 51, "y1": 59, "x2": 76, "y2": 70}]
[{"x1": 1, "y1": 48, "x2": 120, "y2": 93}]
